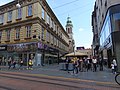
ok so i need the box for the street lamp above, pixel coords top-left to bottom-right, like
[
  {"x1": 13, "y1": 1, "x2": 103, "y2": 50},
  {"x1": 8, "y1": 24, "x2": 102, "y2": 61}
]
[
  {"x1": 73, "y1": 45, "x2": 75, "y2": 57},
  {"x1": 16, "y1": 0, "x2": 21, "y2": 8}
]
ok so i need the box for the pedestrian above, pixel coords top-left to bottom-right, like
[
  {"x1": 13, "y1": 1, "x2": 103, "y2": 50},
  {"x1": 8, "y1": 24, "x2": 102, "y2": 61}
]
[
  {"x1": 99, "y1": 57, "x2": 103, "y2": 71},
  {"x1": 19, "y1": 59, "x2": 24, "y2": 70},
  {"x1": 0, "y1": 58, "x2": 1, "y2": 70},
  {"x1": 92, "y1": 56, "x2": 97, "y2": 72},
  {"x1": 65, "y1": 57, "x2": 71, "y2": 73},
  {"x1": 8, "y1": 57, "x2": 12, "y2": 69},
  {"x1": 111, "y1": 63, "x2": 114, "y2": 74},
  {"x1": 12, "y1": 60, "x2": 16, "y2": 69},
  {"x1": 79, "y1": 58, "x2": 83, "y2": 72},
  {"x1": 89, "y1": 58, "x2": 92, "y2": 71},
  {"x1": 112, "y1": 58, "x2": 117, "y2": 74},
  {"x1": 0, "y1": 58, "x2": 2, "y2": 66},
  {"x1": 72, "y1": 59, "x2": 79, "y2": 75},
  {"x1": 27, "y1": 58, "x2": 33, "y2": 70},
  {"x1": 84, "y1": 57, "x2": 89, "y2": 72}
]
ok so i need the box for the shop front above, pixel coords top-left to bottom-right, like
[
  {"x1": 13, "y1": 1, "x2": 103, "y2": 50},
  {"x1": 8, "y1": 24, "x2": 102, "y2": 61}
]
[
  {"x1": 0, "y1": 42, "x2": 64, "y2": 66},
  {"x1": 0, "y1": 43, "x2": 38, "y2": 66},
  {"x1": 38, "y1": 43, "x2": 59, "y2": 65}
]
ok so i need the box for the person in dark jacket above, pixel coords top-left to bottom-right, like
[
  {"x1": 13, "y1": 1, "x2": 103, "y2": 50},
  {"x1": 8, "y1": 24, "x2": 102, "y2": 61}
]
[{"x1": 65, "y1": 57, "x2": 71, "y2": 73}]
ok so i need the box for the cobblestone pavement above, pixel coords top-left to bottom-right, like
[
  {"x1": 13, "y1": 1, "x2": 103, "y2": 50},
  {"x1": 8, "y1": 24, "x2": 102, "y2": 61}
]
[{"x1": 0, "y1": 64, "x2": 117, "y2": 84}]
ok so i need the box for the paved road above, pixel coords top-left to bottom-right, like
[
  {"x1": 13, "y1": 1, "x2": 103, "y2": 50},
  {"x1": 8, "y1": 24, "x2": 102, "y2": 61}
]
[
  {"x1": 0, "y1": 71, "x2": 120, "y2": 90},
  {"x1": 0, "y1": 64, "x2": 120, "y2": 89}
]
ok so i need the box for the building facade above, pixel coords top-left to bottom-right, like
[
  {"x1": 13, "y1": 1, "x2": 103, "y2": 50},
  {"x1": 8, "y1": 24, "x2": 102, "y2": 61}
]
[
  {"x1": 0, "y1": 0, "x2": 69, "y2": 66},
  {"x1": 76, "y1": 47, "x2": 92, "y2": 59},
  {"x1": 92, "y1": 0, "x2": 120, "y2": 71}
]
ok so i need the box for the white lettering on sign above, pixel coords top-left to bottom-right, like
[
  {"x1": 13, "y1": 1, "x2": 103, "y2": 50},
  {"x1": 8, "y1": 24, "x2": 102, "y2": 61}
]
[{"x1": 0, "y1": 47, "x2": 5, "y2": 49}]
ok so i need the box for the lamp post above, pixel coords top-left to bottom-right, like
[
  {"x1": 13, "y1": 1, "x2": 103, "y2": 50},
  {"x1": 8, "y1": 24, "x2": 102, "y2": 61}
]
[{"x1": 73, "y1": 45, "x2": 75, "y2": 57}]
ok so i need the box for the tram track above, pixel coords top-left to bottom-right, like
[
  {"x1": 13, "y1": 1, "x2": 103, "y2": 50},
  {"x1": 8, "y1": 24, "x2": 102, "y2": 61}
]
[
  {"x1": 0, "y1": 71, "x2": 120, "y2": 90},
  {"x1": 0, "y1": 71, "x2": 91, "y2": 89}
]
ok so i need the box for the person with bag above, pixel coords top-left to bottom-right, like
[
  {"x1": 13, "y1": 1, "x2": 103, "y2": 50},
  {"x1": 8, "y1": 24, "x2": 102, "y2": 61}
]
[
  {"x1": 72, "y1": 58, "x2": 79, "y2": 75},
  {"x1": 27, "y1": 58, "x2": 33, "y2": 70}
]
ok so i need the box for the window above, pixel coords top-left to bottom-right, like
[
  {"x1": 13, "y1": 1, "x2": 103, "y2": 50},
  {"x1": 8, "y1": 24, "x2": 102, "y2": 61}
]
[
  {"x1": 26, "y1": 25, "x2": 31, "y2": 38},
  {"x1": 15, "y1": 27, "x2": 20, "y2": 39},
  {"x1": 0, "y1": 31, "x2": 2, "y2": 41},
  {"x1": 47, "y1": 13, "x2": 50, "y2": 24},
  {"x1": 53, "y1": 22, "x2": 55, "y2": 31},
  {"x1": 28, "y1": 5, "x2": 32, "y2": 16},
  {"x1": 8, "y1": 11, "x2": 12, "y2": 21},
  {"x1": 49, "y1": 17, "x2": 52, "y2": 28},
  {"x1": 0, "y1": 14, "x2": 4, "y2": 24},
  {"x1": 46, "y1": 31, "x2": 49, "y2": 42},
  {"x1": 51, "y1": 35, "x2": 53, "y2": 44},
  {"x1": 42, "y1": 7, "x2": 44, "y2": 19},
  {"x1": 68, "y1": 28, "x2": 70, "y2": 33},
  {"x1": 6, "y1": 29, "x2": 11, "y2": 41},
  {"x1": 41, "y1": 26, "x2": 44, "y2": 39},
  {"x1": 105, "y1": 0, "x2": 107, "y2": 7},
  {"x1": 17, "y1": 8, "x2": 22, "y2": 19},
  {"x1": 100, "y1": 0, "x2": 102, "y2": 6},
  {"x1": 113, "y1": 13, "x2": 120, "y2": 31}
]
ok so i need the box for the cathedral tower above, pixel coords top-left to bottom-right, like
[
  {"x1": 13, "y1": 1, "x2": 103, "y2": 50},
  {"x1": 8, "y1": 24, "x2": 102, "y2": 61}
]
[{"x1": 66, "y1": 16, "x2": 75, "y2": 53}]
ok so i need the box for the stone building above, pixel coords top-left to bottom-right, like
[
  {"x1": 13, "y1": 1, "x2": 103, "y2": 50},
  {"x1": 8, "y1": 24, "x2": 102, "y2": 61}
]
[
  {"x1": 0, "y1": 0, "x2": 70, "y2": 66},
  {"x1": 76, "y1": 47, "x2": 92, "y2": 59}
]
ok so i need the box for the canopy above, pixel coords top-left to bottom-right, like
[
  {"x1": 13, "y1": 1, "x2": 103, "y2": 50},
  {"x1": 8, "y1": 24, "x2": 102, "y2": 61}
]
[{"x1": 65, "y1": 51, "x2": 88, "y2": 57}]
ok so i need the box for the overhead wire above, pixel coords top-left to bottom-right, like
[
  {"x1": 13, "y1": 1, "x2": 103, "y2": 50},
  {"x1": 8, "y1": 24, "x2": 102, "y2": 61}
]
[
  {"x1": 55, "y1": 2, "x2": 92, "y2": 17},
  {"x1": 52, "y1": 0, "x2": 79, "y2": 9}
]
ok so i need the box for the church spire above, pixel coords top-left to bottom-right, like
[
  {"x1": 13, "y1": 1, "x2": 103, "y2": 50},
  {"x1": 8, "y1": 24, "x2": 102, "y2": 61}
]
[{"x1": 66, "y1": 16, "x2": 73, "y2": 27}]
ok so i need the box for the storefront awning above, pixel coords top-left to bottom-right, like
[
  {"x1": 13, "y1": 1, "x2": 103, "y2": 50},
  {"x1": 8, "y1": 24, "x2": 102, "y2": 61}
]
[{"x1": 65, "y1": 51, "x2": 88, "y2": 57}]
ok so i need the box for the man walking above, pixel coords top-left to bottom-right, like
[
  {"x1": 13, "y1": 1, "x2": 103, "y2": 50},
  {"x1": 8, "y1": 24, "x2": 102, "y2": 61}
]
[
  {"x1": 113, "y1": 57, "x2": 117, "y2": 74},
  {"x1": 65, "y1": 57, "x2": 71, "y2": 73},
  {"x1": 92, "y1": 56, "x2": 97, "y2": 72}
]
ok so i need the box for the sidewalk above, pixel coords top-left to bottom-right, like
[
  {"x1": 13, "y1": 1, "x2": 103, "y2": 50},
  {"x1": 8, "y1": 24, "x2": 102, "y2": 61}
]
[{"x1": 0, "y1": 64, "x2": 116, "y2": 84}]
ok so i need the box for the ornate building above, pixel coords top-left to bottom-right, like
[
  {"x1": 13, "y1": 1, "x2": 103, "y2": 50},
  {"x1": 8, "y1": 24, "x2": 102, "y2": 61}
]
[
  {"x1": 0, "y1": 0, "x2": 69, "y2": 66},
  {"x1": 66, "y1": 16, "x2": 75, "y2": 53}
]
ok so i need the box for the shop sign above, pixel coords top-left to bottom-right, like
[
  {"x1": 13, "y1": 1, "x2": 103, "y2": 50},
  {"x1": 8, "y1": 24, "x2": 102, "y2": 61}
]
[
  {"x1": 7, "y1": 43, "x2": 38, "y2": 52},
  {"x1": 0, "y1": 45, "x2": 7, "y2": 51},
  {"x1": 38, "y1": 42, "x2": 44, "y2": 49},
  {"x1": 44, "y1": 44, "x2": 48, "y2": 50}
]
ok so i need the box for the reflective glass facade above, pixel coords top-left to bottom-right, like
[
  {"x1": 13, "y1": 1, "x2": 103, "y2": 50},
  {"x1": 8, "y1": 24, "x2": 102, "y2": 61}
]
[
  {"x1": 100, "y1": 5, "x2": 120, "y2": 49},
  {"x1": 100, "y1": 11, "x2": 111, "y2": 48},
  {"x1": 99, "y1": 5, "x2": 120, "y2": 70}
]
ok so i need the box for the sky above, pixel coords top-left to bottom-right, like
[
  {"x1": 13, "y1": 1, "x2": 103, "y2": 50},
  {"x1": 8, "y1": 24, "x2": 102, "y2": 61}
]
[{"x1": 0, "y1": 0, "x2": 95, "y2": 49}]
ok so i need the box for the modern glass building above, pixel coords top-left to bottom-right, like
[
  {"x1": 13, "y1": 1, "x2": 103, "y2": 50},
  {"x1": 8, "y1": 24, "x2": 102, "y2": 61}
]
[{"x1": 92, "y1": 0, "x2": 120, "y2": 72}]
